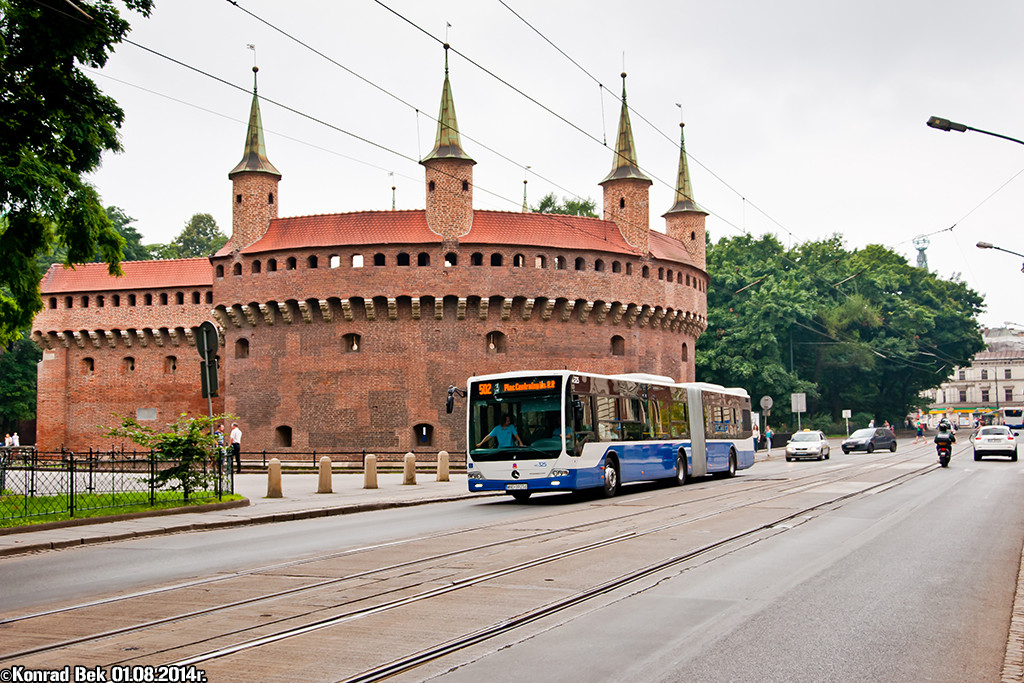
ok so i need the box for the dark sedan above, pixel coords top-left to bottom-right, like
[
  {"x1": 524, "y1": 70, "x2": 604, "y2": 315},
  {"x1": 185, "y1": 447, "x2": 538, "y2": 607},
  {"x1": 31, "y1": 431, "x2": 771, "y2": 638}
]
[{"x1": 842, "y1": 427, "x2": 897, "y2": 454}]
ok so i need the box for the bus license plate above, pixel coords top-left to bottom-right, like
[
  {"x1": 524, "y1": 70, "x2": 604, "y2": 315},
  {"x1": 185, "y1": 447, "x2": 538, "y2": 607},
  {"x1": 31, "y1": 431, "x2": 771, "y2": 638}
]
[{"x1": 506, "y1": 483, "x2": 528, "y2": 490}]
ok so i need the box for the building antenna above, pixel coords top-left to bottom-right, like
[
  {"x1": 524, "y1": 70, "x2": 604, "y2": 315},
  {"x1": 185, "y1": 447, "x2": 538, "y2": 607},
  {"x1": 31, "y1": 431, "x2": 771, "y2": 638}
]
[{"x1": 390, "y1": 172, "x2": 396, "y2": 210}]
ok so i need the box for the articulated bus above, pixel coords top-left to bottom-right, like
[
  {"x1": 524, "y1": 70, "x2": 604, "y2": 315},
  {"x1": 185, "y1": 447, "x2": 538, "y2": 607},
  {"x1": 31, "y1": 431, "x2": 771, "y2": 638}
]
[
  {"x1": 461, "y1": 370, "x2": 754, "y2": 501},
  {"x1": 1004, "y1": 408, "x2": 1024, "y2": 430}
]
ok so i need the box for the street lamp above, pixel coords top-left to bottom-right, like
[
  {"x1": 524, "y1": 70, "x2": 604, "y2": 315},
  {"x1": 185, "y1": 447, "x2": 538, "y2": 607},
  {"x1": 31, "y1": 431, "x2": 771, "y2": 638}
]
[
  {"x1": 927, "y1": 116, "x2": 1024, "y2": 146},
  {"x1": 977, "y1": 242, "x2": 1024, "y2": 273}
]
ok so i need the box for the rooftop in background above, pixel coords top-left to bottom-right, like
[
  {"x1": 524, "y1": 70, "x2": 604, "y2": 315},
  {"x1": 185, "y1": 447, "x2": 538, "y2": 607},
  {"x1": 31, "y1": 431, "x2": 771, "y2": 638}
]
[
  {"x1": 39, "y1": 259, "x2": 213, "y2": 294},
  {"x1": 983, "y1": 327, "x2": 1024, "y2": 352}
]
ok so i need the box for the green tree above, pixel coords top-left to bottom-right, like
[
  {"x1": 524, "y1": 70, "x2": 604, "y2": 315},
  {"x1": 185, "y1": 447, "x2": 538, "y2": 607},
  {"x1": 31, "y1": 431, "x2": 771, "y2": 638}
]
[
  {"x1": 106, "y1": 412, "x2": 232, "y2": 497},
  {"x1": 104, "y1": 206, "x2": 150, "y2": 262},
  {"x1": 0, "y1": 330, "x2": 42, "y2": 433},
  {"x1": 532, "y1": 192, "x2": 598, "y2": 218},
  {"x1": 697, "y1": 234, "x2": 985, "y2": 431},
  {"x1": 0, "y1": 0, "x2": 155, "y2": 347},
  {"x1": 154, "y1": 213, "x2": 228, "y2": 259}
]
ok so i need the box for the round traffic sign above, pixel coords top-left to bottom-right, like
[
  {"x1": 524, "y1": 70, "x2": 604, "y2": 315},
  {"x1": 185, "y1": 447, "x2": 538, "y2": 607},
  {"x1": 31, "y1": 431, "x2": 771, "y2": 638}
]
[{"x1": 759, "y1": 395, "x2": 773, "y2": 411}]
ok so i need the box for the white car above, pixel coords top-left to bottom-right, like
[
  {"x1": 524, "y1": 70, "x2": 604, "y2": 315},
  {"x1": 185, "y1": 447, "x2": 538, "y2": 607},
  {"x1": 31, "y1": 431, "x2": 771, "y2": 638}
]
[
  {"x1": 972, "y1": 426, "x2": 1019, "y2": 461},
  {"x1": 785, "y1": 430, "x2": 831, "y2": 461}
]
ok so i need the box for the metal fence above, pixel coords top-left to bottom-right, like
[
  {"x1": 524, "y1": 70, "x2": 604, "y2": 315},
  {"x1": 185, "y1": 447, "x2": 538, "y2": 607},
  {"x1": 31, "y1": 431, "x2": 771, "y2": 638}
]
[{"x1": 0, "y1": 447, "x2": 234, "y2": 522}]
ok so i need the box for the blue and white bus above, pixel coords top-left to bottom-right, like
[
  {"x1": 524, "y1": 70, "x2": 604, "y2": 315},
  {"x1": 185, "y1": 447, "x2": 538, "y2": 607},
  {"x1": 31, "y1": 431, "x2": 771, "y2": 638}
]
[
  {"x1": 1003, "y1": 407, "x2": 1024, "y2": 430},
  {"x1": 459, "y1": 370, "x2": 755, "y2": 501}
]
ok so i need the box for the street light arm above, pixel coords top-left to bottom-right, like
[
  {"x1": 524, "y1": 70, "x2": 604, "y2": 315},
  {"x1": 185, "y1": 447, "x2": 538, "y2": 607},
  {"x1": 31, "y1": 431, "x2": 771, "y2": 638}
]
[
  {"x1": 927, "y1": 116, "x2": 1024, "y2": 147},
  {"x1": 977, "y1": 242, "x2": 1024, "y2": 259}
]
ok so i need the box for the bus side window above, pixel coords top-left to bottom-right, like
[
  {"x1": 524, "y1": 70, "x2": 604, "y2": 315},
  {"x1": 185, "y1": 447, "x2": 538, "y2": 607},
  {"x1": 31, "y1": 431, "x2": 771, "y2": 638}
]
[
  {"x1": 671, "y1": 400, "x2": 689, "y2": 438},
  {"x1": 595, "y1": 395, "x2": 620, "y2": 441}
]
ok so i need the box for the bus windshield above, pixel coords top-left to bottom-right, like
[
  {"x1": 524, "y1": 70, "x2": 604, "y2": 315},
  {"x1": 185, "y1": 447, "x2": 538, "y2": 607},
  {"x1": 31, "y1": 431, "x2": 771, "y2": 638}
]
[{"x1": 469, "y1": 376, "x2": 564, "y2": 460}]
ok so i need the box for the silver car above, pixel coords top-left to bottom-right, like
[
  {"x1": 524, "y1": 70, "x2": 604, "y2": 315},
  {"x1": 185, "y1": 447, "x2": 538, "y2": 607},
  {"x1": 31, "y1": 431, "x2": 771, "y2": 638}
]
[
  {"x1": 972, "y1": 426, "x2": 1019, "y2": 461},
  {"x1": 785, "y1": 430, "x2": 831, "y2": 461}
]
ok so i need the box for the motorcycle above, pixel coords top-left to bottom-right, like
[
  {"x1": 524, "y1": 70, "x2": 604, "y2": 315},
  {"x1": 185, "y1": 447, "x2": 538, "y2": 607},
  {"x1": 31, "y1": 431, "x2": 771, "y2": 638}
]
[{"x1": 937, "y1": 443, "x2": 951, "y2": 467}]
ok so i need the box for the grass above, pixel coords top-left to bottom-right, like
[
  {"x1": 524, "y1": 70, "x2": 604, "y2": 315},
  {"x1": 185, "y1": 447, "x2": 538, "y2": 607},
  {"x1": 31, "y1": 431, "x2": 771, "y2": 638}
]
[{"x1": 0, "y1": 490, "x2": 244, "y2": 528}]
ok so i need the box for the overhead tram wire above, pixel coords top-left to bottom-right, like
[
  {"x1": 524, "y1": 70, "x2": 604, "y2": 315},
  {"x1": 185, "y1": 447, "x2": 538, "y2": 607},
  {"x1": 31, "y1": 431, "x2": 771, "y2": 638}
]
[
  {"x1": 86, "y1": 69, "x2": 405, "y2": 181},
  {"x1": 366, "y1": 0, "x2": 971, "y2": 371},
  {"x1": 118, "y1": 40, "x2": 652, "y2": 250},
  {"x1": 223, "y1": 0, "x2": 591, "y2": 218},
  {"x1": 894, "y1": 165, "x2": 1024, "y2": 247},
  {"x1": 220, "y1": 0, "x2": 748, "y2": 248},
  {"x1": 497, "y1": 0, "x2": 799, "y2": 243},
  {"x1": 364, "y1": 0, "x2": 759, "y2": 240},
  {"x1": 493, "y1": 0, "x2": 976, "y2": 369}
]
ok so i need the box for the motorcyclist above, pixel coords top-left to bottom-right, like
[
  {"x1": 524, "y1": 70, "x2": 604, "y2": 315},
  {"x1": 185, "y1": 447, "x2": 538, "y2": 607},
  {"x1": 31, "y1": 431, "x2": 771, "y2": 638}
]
[{"x1": 934, "y1": 421, "x2": 956, "y2": 450}]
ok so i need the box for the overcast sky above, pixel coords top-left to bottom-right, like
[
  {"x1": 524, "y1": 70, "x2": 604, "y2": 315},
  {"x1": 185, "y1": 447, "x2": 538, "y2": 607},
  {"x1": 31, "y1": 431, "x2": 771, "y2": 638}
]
[{"x1": 85, "y1": 0, "x2": 1024, "y2": 330}]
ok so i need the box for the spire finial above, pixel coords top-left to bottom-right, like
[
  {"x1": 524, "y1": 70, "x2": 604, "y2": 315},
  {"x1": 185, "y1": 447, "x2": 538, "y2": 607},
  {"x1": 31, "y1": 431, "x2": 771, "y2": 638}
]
[
  {"x1": 662, "y1": 110, "x2": 706, "y2": 217},
  {"x1": 599, "y1": 70, "x2": 649, "y2": 185},
  {"x1": 522, "y1": 166, "x2": 530, "y2": 212},
  {"x1": 420, "y1": 43, "x2": 474, "y2": 164},
  {"x1": 229, "y1": 61, "x2": 280, "y2": 179}
]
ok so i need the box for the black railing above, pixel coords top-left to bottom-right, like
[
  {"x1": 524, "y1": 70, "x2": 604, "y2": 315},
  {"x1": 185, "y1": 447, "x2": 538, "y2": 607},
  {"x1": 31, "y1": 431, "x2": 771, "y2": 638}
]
[{"x1": 0, "y1": 447, "x2": 233, "y2": 522}]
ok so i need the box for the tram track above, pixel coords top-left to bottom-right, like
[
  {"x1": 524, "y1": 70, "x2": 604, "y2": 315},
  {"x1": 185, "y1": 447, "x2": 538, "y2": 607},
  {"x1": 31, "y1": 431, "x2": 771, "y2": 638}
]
[
  {"x1": 0, "y1": 445, "x2": 946, "y2": 673},
  {"x1": 1, "y1": 443, "x2": 923, "y2": 631}
]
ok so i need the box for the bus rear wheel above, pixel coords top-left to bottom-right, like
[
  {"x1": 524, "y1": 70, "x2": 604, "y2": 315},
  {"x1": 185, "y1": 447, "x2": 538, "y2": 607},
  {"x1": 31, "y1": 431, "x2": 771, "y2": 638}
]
[
  {"x1": 726, "y1": 449, "x2": 737, "y2": 477},
  {"x1": 671, "y1": 453, "x2": 687, "y2": 486},
  {"x1": 602, "y1": 456, "x2": 620, "y2": 498}
]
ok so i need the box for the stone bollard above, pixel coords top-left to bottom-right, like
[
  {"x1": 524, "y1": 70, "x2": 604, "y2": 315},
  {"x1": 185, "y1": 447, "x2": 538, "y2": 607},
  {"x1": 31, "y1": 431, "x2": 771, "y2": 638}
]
[
  {"x1": 403, "y1": 451, "x2": 417, "y2": 485},
  {"x1": 317, "y1": 455, "x2": 333, "y2": 494},
  {"x1": 267, "y1": 458, "x2": 283, "y2": 498},
  {"x1": 364, "y1": 453, "x2": 378, "y2": 489},
  {"x1": 436, "y1": 450, "x2": 450, "y2": 482}
]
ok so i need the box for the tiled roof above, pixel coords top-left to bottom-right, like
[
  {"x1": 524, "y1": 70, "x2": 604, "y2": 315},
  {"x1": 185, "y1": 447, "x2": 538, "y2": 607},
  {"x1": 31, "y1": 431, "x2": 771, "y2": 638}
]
[
  {"x1": 39, "y1": 259, "x2": 212, "y2": 293},
  {"x1": 649, "y1": 231, "x2": 697, "y2": 268},
  {"x1": 242, "y1": 209, "x2": 649, "y2": 257}
]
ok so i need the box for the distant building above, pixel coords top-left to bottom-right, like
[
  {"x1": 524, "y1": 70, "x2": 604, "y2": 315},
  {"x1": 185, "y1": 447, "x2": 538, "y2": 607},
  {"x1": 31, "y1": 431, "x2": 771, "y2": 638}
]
[
  {"x1": 922, "y1": 327, "x2": 1024, "y2": 427},
  {"x1": 31, "y1": 60, "x2": 710, "y2": 454}
]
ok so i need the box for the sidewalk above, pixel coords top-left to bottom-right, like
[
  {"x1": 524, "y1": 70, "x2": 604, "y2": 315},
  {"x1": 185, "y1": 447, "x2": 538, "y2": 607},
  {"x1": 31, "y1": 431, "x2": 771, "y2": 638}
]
[{"x1": 0, "y1": 472, "x2": 494, "y2": 557}]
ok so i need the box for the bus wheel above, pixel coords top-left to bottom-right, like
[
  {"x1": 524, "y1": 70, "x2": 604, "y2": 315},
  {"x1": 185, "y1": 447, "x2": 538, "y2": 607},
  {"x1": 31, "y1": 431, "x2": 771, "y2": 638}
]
[
  {"x1": 671, "y1": 453, "x2": 687, "y2": 486},
  {"x1": 726, "y1": 449, "x2": 737, "y2": 477},
  {"x1": 602, "y1": 456, "x2": 620, "y2": 498},
  {"x1": 511, "y1": 490, "x2": 532, "y2": 502}
]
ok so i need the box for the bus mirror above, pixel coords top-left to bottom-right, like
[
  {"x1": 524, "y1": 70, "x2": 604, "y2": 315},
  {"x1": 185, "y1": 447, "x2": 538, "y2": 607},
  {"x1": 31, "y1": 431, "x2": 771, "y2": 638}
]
[{"x1": 446, "y1": 385, "x2": 466, "y2": 414}]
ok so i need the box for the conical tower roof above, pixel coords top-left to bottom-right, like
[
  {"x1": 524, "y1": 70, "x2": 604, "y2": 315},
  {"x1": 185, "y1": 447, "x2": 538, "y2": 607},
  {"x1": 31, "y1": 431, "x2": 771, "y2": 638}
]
[
  {"x1": 421, "y1": 47, "x2": 475, "y2": 164},
  {"x1": 229, "y1": 66, "x2": 281, "y2": 178},
  {"x1": 663, "y1": 122, "x2": 707, "y2": 216},
  {"x1": 600, "y1": 73, "x2": 651, "y2": 185}
]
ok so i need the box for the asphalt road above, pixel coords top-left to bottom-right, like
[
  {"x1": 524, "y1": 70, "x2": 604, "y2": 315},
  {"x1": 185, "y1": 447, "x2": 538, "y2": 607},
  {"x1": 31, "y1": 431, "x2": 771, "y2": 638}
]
[
  {"x1": 416, "y1": 453, "x2": 1024, "y2": 682},
  {"x1": 1, "y1": 443, "x2": 1020, "y2": 682}
]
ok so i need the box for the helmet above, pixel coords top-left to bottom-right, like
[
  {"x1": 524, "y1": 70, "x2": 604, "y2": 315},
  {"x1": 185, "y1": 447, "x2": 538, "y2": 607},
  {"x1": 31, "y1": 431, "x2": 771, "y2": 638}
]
[{"x1": 938, "y1": 422, "x2": 949, "y2": 432}]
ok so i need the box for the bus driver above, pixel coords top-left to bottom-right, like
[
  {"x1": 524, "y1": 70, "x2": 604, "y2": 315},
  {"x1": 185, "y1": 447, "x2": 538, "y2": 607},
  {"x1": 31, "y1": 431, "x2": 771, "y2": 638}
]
[{"x1": 476, "y1": 414, "x2": 525, "y2": 448}]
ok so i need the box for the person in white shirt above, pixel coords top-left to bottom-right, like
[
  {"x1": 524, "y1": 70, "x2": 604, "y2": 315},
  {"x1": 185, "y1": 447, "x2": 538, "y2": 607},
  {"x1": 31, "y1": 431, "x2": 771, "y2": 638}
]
[
  {"x1": 228, "y1": 423, "x2": 242, "y2": 472},
  {"x1": 11, "y1": 433, "x2": 19, "y2": 447}
]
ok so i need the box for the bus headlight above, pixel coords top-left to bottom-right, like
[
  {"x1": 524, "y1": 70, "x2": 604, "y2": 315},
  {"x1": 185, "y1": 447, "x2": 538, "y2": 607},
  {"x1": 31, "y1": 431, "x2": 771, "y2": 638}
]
[
  {"x1": 549, "y1": 469, "x2": 569, "y2": 477},
  {"x1": 468, "y1": 471, "x2": 484, "y2": 479}
]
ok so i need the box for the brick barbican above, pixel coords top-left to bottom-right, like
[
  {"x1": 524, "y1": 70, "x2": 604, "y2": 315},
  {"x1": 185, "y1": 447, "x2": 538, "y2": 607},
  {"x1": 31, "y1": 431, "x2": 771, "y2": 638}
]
[{"x1": 30, "y1": 62, "x2": 710, "y2": 455}]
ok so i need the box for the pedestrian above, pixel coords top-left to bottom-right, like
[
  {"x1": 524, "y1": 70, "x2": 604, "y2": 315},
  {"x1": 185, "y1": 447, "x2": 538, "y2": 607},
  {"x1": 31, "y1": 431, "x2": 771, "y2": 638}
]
[
  {"x1": 914, "y1": 421, "x2": 924, "y2": 444},
  {"x1": 752, "y1": 422, "x2": 761, "y2": 452},
  {"x1": 229, "y1": 422, "x2": 242, "y2": 473},
  {"x1": 11, "y1": 432, "x2": 19, "y2": 447},
  {"x1": 3, "y1": 434, "x2": 10, "y2": 448},
  {"x1": 868, "y1": 419, "x2": 875, "y2": 428},
  {"x1": 765, "y1": 425, "x2": 774, "y2": 455}
]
